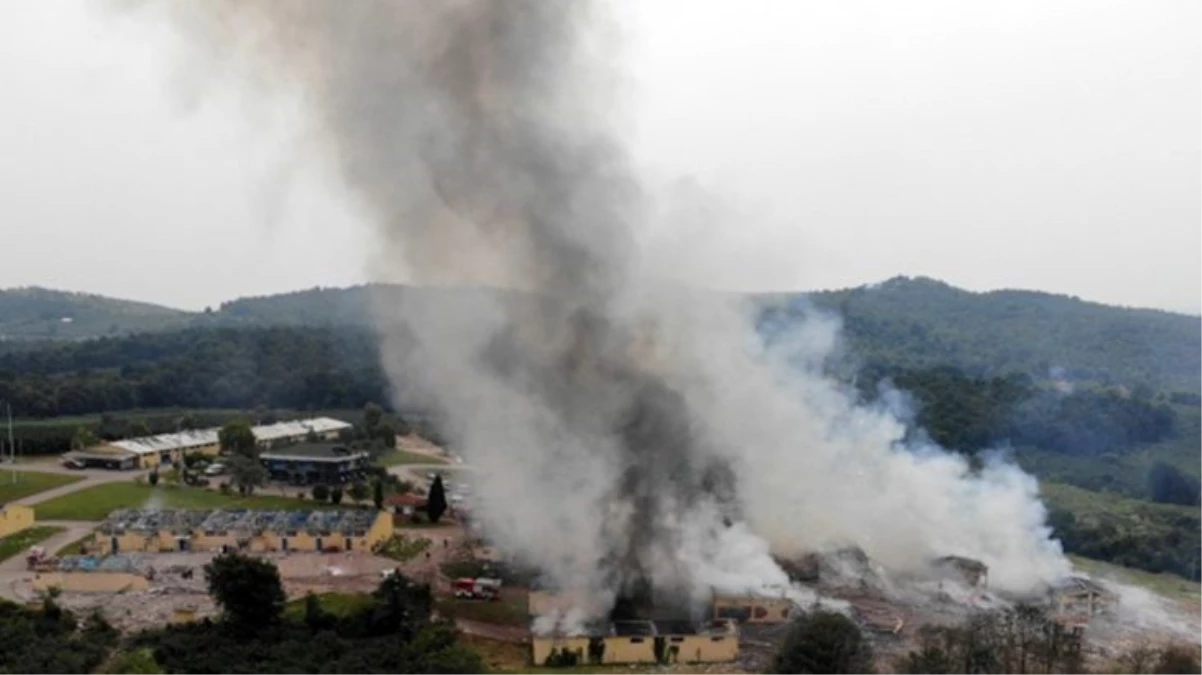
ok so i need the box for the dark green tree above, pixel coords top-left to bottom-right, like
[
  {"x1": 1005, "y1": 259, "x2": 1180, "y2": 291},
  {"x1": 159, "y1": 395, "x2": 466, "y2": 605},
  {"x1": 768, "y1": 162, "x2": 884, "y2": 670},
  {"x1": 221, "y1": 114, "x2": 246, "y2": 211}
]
[
  {"x1": 773, "y1": 610, "x2": 874, "y2": 674},
  {"x1": 1154, "y1": 645, "x2": 1201, "y2": 674},
  {"x1": 312, "y1": 484, "x2": 330, "y2": 501},
  {"x1": 71, "y1": 426, "x2": 99, "y2": 451},
  {"x1": 303, "y1": 592, "x2": 335, "y2": 634},
  {"x1": 330, "y1": 486, "x2": 344, "y2": 505},
  {"x1": 427, "y1": 475, "x2": 448, "y2": 524},
  {"x1": 372, "y1": 423, "x2": 397, "y2": 449},
  {"x1": 368, "y1": 572, "x2": 433, "y2": 639},
  {"x1": 218, "y1": 419, "x2": 257, "y2": 458},
  {"x1": 1147, "y1": 462, "x2": 1201, "y2": 506},
  {"x1": 349, "y1": 481, "x2": 369, "y2": 504},
  {"x1": 228, "y1": 455, "x2": 267, "y2": 496},
  {"x1": 204, "y1": 553, "x2": 285, "y2": 630},
  {"x1": 148, "y1": 470, "x2": 159, "y2": 487},
  {"x1": 128, "y1": 419, "x2": 153, "y2": 438},
  {"x1": 363, "y1": 402, "x2": 384, "y2": 431},
  {"x1": 373, "y1": 479, "x2": 385, "y2": 510}
]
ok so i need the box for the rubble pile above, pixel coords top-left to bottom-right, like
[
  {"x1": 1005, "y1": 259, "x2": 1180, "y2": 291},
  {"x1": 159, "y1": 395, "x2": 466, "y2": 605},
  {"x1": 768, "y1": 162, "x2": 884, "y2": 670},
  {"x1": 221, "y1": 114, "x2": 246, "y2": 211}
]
[{"x1": 100, "y1": 508, "x2": 380, "y2": 538}]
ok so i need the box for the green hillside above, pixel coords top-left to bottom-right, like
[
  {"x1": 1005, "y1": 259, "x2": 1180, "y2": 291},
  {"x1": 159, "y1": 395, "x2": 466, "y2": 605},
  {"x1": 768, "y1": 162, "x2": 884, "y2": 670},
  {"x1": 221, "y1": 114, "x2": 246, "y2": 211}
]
[
  {"x1": 0, "y1": 286, "x2": 190, "y2": 339},
  {"x1": 768, "y1": 276, "x2": 1201, "y2": 393},
  {"x1": 4, "y1": 278, "x2": 1198, "y2": 393}
]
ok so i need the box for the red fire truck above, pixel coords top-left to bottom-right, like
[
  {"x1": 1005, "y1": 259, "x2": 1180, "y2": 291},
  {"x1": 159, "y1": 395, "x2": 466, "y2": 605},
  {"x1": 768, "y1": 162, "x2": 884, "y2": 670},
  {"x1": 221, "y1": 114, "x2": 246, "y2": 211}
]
[{"x1": 451, "y1": 577, "x2": 502, "y2": 601}]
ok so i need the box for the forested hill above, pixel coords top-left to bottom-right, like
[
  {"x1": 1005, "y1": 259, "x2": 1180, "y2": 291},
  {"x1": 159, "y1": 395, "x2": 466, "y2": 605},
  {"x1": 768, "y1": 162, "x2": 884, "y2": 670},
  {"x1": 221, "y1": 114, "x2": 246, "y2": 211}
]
[
  {"x1": 0, "y1": 286, "x2": 190, "y2": 339},
  {"x1": 3, "y1": 277, "x2": 1198, "y2": 392},
  {"x1": 772, "y1": 276, "x2": 1201, "y2": 393}
]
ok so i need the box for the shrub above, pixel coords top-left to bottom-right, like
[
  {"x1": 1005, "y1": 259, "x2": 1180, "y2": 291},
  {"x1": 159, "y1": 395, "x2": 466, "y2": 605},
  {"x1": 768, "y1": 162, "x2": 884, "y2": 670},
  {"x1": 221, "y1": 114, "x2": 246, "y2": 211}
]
[{"x1": 312, "y1": 484, "x2": 330, "y2": 501}]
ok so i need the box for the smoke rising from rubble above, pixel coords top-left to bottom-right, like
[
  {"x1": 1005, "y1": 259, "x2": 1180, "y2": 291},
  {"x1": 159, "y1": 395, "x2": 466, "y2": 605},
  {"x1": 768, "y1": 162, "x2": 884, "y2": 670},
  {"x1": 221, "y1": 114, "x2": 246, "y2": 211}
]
[{"x1": 130, "y1": 0, "x2": 1071, "y2": 625}]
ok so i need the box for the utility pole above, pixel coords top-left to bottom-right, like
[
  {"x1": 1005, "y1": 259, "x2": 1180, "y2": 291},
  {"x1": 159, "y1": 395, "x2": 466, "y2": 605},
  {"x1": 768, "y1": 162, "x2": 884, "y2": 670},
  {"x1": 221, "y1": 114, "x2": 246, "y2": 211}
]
[{"x1": 7, "y1": 402, "x2": 14, "y2": 485}]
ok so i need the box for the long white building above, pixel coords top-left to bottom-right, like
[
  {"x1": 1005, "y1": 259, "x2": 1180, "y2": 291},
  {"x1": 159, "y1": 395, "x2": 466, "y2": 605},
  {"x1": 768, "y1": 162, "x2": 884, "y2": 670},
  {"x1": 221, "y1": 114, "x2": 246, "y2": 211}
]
[{"x1": 65, "y1": 417, "x2": 353, "y2": 470}]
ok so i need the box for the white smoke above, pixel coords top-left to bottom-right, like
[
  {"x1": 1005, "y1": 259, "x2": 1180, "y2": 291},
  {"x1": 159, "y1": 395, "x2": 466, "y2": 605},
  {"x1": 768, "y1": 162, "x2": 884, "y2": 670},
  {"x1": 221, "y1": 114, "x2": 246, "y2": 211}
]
[{"x1": 126, "y1": 0, "x2": 1072, "y2": 626}]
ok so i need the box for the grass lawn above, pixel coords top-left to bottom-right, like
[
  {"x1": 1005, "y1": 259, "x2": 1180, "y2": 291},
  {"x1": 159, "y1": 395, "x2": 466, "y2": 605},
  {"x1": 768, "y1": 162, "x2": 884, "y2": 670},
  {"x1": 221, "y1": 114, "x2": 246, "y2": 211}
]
[
  {"x1": 435, "y1": 589, "x2": 529, "y2": 627},
  {"x1": 376, "y1": 449, "x2": 447, "y2": 467},
  {"x1": 1070, "y1": 554, "x2": 1201, "y2": 603},
  {"x1": 0, "y1": 525, "x2": 66, "y2": 563},
  {"x1": 0, "y1": 470, "x2": 85, "y2": 504},
  {"x1": 55, "y1": 533, "x2": 96, "y2": 557},
  {"x1": 283, "y1": 592, "x2": 375, "y2": 621},
  {"x1": 35, "y1": 483, "x2": 342, "y2": 521}
]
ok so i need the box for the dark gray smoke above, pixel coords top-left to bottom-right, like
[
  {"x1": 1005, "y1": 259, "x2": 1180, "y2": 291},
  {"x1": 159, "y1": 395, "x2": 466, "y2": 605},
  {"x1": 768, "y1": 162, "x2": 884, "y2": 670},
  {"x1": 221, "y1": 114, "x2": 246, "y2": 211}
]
[{"x1": 131, "y1": 0, "x2": 1073, "y2": 632}]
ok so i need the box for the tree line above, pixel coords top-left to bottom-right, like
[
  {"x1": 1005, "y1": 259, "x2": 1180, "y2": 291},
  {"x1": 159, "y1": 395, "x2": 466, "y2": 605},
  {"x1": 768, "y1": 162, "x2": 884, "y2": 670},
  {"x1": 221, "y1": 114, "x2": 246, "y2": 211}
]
[
  {"x1": 0, "y1": 326, "x2": 390, "y2": 418},
  {"x1": 0, "y1": 552, "x2": 482, "y2": 674},
  {"x1": 858, "y1": 366, "x2": 1183, "y2": 460}
]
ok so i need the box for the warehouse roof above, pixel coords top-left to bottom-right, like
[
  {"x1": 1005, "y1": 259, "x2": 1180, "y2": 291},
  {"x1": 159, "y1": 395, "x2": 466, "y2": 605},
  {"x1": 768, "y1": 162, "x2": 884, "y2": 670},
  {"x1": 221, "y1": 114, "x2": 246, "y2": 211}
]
[
  {"x1": 260, "y1": 443, "x2": 369, "y2": 463},
  {"x1": 106, "y1": 417, "x2": 352, "y2": 457}
]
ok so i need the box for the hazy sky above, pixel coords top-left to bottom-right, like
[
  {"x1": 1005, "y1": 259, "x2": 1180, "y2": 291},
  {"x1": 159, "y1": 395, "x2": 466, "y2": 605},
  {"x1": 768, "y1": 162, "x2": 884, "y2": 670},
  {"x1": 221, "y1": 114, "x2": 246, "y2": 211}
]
[{"x1": 0, "y1": 1, "x2": 1198, "y2": 313}]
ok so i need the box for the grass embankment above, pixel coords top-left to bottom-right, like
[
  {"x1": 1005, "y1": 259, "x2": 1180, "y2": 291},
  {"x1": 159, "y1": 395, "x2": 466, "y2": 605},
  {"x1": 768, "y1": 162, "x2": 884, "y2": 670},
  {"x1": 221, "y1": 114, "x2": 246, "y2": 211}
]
[
  {"x1": 375, "y1": 449, "x2": 446, "y2": 467},
  {"x1": 283, "y1": 593, "x2": 375, "y2": 621},
  {"x1": 1041, "y1": 481, "x2": 1198, "y2": 525},
  {"x1": 0, "y1": 470, "x2": 85, "y2": 503},
  {"x1": 55, "y1": 534, "x2": 95, "y2": 557},
  {"x1": 1070, "y1": 555, "x2": 1201, "y2": 603},
  {"x1": 435, "y1": 589, "x2": 529, "y2": 627},
  {"x1": 35, "y1": 483, "x2": 340, "y2": 521},
  {"x1": 377, "y1": 535, "x2": 433, "y2": 562},
  {"x1": 0, "y1": 525, "x2": 66, "y2": 563}
]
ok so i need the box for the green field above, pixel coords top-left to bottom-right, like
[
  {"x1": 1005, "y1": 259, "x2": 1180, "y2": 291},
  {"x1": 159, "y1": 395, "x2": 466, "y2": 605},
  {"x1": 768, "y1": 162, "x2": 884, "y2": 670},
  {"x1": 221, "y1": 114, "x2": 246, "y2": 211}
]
[
  {"x1": 0, "y1": 525, "x2": 66, "y2": 563},
  {"x1": 55, "y1": 533, "x2": 95, "y2": 557},
  {"x1": 0, "y1": 470, "x2": 85, "y2": 504},
  {"x1": 1070, "y1": 555, "x2": 1201, "y2": 603},
  {"x1": 376, "y1": 449, "x2": 446, "y2": 467},
  {"x1": 34, "y1": 483, "x2": 341, "y2": 521},
  {"x1": 435, "y1": 590, "x2": 529, "y2": 627},
  {"x1": 283, "y1": 592, "x2": 375, "y2": 621}
]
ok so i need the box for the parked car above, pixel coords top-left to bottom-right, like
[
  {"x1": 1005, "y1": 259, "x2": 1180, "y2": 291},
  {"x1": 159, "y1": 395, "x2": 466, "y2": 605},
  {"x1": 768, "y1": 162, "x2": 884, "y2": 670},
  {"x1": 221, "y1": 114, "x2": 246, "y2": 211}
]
[
  {"x1": 62, "y1": 458, "x2": 84, "y2": 470},
  {"x1": 204, "y1": 463, "x2": 226, "y2": 476}
]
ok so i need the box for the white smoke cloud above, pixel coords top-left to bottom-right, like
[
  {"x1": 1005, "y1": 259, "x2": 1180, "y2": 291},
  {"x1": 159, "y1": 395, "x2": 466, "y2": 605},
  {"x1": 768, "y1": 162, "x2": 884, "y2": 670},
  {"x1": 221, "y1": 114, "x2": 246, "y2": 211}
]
[{"x1": 127, "y1": 0, "x2": 1072, "y2": 626}]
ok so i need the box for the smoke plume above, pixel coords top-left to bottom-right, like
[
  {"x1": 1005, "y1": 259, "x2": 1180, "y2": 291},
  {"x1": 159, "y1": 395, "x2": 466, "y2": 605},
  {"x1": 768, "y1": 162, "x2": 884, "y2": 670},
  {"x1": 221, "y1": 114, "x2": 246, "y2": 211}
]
[{"x1": 130, "y1": 0, "x2": 1071, "y2": 626}]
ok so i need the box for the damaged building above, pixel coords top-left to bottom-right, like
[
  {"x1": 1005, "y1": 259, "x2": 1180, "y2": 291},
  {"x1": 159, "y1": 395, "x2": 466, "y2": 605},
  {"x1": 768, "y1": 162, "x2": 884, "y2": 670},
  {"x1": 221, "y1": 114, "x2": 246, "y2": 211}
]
[
  {"x1": 532, "y1": 619, "x2": 739, "y2": 666},
  {"x1": 91, "y1": 508, "x2": 393, "y2": 554},
  {"x1": 1050, "y1": 576, "x2": 1116, "y2": 626},
  {"x1": 932, "y1": 555, "x2": 989, "y2": 588},
  {"x1": 32, "y1": 554, "x2": 151, "y2": 594},
  {"x1": 711, "y1": 593, "x2": 797, "y2": 624}
]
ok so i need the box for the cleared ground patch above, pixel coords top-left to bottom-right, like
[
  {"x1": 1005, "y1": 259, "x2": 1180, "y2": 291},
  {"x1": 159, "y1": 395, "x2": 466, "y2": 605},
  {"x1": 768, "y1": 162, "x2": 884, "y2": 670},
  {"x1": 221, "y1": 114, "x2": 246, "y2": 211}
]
[
  {"x1": 0, "y1": 470, "x2": 84, "y2": 503},
  {"x1": 376, "y1": 449, "x2": 447, "y2": 467},
  {"x1": 435, "y1": 588, "x2": 529, "y2": 627},
  {"x1": 0, "y1": 525, "x2": 66, "y2": 562},
  {"x1": 283, "y1": 592, "x2": 375, "y2": 621},
  {"x1": 1071, "y1": 554, "x2": 1201, "y2": 603},
  {"x1": 35, "y1": 483, "x2": 339, "y2": 521}
]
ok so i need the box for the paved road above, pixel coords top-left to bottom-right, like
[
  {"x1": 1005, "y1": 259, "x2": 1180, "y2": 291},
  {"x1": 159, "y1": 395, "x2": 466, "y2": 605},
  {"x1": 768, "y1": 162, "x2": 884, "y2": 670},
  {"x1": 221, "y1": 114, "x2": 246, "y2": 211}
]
[
  {"x1": 1, "y1": 462, "x2": 146, "y2": 603},
  {"x1": 0, "y1": 519, "x2": 96, "y2": 603}
]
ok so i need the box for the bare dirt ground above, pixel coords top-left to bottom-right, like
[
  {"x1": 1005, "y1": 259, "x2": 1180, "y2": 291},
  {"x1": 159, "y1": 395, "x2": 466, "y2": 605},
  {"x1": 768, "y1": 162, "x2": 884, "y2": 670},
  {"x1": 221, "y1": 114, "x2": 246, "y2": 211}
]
[{"x1": 20, "y1": 550, "x2": 405, "y2": 632}]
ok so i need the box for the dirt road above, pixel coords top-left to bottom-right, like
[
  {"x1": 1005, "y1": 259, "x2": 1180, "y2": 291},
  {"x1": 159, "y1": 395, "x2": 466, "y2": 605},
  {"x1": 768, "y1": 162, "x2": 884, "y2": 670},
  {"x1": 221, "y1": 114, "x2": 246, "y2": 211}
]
[{"x1": 0, "y1": 519, "x2": 96, "y2": 603}]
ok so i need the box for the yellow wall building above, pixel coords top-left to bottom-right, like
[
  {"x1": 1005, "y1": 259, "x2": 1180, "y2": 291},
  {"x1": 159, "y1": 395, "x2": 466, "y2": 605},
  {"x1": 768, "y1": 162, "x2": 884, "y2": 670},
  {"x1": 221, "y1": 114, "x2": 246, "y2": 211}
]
[
  {"x1": 93, "y1": 508, "x2": 394, "y2": 555},
  {"x1": 0, "y1": 504, "x2": 35, "y2": 539},
  {"x1": 531, "y1": 620, "x2": 739, "y2": 666},
  {"x1": 712, "y1": 594, "x2": 796, "y2": 624}
]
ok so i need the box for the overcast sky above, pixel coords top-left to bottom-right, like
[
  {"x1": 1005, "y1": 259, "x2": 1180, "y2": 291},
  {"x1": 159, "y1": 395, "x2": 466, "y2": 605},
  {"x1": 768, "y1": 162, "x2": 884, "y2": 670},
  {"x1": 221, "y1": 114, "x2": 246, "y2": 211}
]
[{"x1": 0, "y1": 0, "x2": 1198, "y2": 313}]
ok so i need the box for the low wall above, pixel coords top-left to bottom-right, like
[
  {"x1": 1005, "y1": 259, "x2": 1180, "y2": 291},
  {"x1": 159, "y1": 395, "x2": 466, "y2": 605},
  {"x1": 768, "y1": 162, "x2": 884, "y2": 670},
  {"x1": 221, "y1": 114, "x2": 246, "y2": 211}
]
[{"x1": 33, "y1": 572, "x2": 150, "y2": 594}]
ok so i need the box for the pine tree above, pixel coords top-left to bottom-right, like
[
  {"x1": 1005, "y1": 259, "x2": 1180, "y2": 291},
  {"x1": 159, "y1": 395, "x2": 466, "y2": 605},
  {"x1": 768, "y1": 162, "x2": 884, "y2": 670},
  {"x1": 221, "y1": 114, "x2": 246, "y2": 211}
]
[{"x1": 427, "y1": 475, "x2": 448, "y2": 524}]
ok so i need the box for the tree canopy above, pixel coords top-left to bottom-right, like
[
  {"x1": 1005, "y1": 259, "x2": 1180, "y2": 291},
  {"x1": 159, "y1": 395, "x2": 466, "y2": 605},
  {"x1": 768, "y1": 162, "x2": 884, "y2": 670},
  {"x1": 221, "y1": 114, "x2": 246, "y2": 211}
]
[{"x1": 204, "y1": 553, "x2": 286, "y2": 630}]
